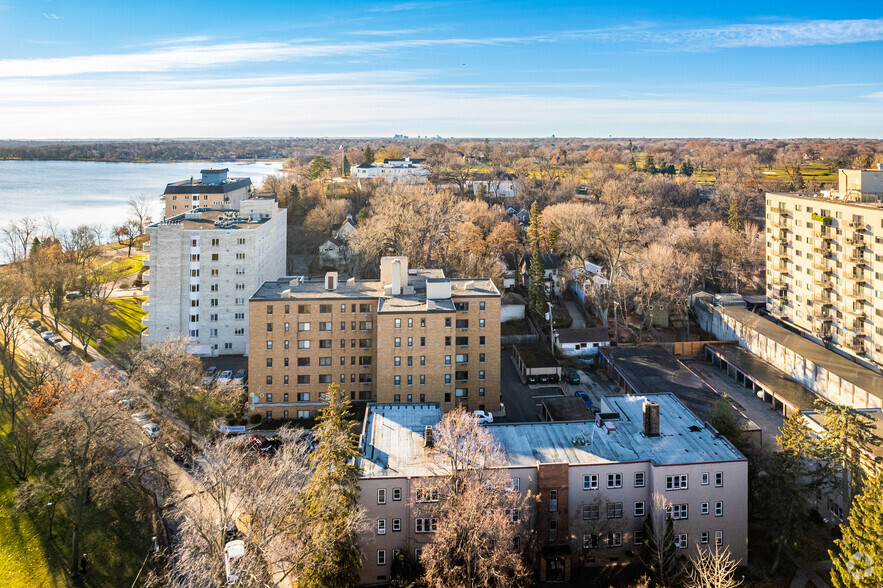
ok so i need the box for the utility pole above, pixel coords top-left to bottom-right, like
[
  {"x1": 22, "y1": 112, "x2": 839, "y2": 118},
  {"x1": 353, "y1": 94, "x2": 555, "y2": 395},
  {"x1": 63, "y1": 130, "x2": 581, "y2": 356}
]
[{"x1": 548, "y1": 301, "x2": 555, "y2": 353}]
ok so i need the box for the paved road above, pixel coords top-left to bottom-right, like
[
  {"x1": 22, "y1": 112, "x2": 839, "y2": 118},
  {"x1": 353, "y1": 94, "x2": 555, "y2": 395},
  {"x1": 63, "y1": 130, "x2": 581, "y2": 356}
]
[
  {"x1": 500, "y1": 349, "x2": 546, "y2": 422},
  {"x1": 562, "y1": 300, "x2": 586, "y2": 329},
  {"x1": 683, "y1": 358, "x2": 786, "y2": 454}
]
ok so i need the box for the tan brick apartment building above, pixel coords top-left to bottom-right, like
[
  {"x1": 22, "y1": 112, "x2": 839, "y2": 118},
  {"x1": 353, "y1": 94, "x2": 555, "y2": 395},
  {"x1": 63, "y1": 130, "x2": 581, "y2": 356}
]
[
  {"x1": 162, "y1": 168, "x2": 252, "y2": 218},
  {"x1": 766, "y1": 166, "x2": 883, "y2": 370},
  {"x1": 247, "y1": 257, "x2": 501, "y2": 419},
  {"x1": 355, "y1": 395, "x2": 748, "y2": 586}
]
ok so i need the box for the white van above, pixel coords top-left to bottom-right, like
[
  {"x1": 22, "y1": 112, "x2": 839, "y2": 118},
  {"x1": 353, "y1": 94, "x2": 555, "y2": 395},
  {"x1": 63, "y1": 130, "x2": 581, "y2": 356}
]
[{"x1": 55, "y1": 341, "x2": 72, "y2": 354}]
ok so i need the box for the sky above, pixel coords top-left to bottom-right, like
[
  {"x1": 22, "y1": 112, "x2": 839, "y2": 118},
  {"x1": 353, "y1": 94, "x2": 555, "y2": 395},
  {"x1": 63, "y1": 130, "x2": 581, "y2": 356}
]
[{"x1": 1, "y1": 1, "x2": 882, "y2": 139}]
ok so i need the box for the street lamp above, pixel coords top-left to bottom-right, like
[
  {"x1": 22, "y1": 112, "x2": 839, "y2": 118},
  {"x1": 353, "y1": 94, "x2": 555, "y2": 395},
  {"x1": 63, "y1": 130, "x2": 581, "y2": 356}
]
[
  {"x1": 547, "y1": 301, "x2": 555, "y2": 353},
  {"x1": 46, "y1": 502, "x2": 55, "y2": 538}
]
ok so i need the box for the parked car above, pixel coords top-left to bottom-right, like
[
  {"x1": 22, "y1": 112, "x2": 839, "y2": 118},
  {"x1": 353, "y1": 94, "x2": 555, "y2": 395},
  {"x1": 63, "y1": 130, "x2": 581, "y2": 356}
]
[
  {"x1": 222, "y1": 521, "x2": 240, "y2": 543},
  {"x1": 564, "y1": 368, "x2": 581, "y2": 385},
  {"x1": 202, "y1": 366, "x2": 218, "y2": 384},
  {"x1": 28, "y1": 319, "x2": 41, "y2": 329},
  {"x1": 48, "y1": 336, "x2": 63, "y2": 344},
  {"x1": 468, "y1": 410, "x2": 494, "y2": 424},
  {"x1": 132, "y1": 412, "x2": 150, "y2": 425},
  {"x1": 217, "y1": 370, "x2": 233, "y2": 384},
  {"x1": 40, "y1": 331, "x2": 55, "y2": 341},
  {"x1": 65, "y1": 291, "x2": 83, "y2": 300},
  {"x1": 574, "y1": 390, "x2": 593, "y2": 408},
  {"x1": 232, "y1": 369, "x2": 247, "y2": 386},
  {"x1": 163, "y1": 441, "x2": 186, "y2": 461},
  {"x1": 142, "y1": 423, "x2": 161, "y2": 439},
  {"x1": 119, "y1": 399, "x2": 136, "y2": 410},
  {"x1": 36, "y1": 325, "x2": 48, "y2": 333},
  {"x1": 54, "y1": 341, "x2": 71, "y2": 354},
  {"x1": 224, "y1": 539, "x2": 245, "y2": 584}
]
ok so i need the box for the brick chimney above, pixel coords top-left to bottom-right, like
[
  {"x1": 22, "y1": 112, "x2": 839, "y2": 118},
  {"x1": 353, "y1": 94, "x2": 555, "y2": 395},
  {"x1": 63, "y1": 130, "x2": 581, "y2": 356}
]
[{"x1": 643, "y1": 401, "x2": 660, "y2": 437}]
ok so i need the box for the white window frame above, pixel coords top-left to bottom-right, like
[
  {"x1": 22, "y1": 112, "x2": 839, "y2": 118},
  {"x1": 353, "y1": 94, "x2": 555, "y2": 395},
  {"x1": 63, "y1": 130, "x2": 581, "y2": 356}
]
[
  {"x1": 584, "y1": 474, "x2": 599, "y2": 490},
  {"x1": 701, "y1": 472, "x2": 709, "y2": 485},
  {"x1": 377, "y1": 519, "x2": 386, "y2": 535},
  {"x1": 715, "y1": 501, "x2": 723, "y2": 517},
  {"x1": 715, "y1": 531, "x2": 723, "y2": 546},
  {"x1": 377, "y1": 549, "x2": 386, "y2": 565},
  {"x1": 715, "y1": 472, "x2": 723, "y2": 487},
  {"x1": 634, "y1": 472, "x2": 645, "y2": 488},
  {"x1": 377, "y1": 488, "x2": 386, "y2": 505},
  {"x1": 667, "y1": 504, "x2": 689, "y2": 520},
  {"x1": 634, "y1": 501, "x2": 645, "y2": 517},
  {"x1": 666, "y1": 474, "x2": 688, "y2": 491},
  {"x1": 701, "y1": 502, "x2": 709, "y2": 515},
  {"x1": 675, "y1": 533, "x2": 688, "y2": 549},
  {"x1": 607, "y1": 473, "x2": 622, "y2": 489},
  {"x1": 415, "y1": 487, "x2": 439, "y2": 503}
]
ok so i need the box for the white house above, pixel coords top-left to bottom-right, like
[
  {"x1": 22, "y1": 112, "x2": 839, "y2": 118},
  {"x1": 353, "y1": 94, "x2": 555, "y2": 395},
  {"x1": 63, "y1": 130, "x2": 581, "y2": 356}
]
[
  {"x1": 501, "y1": 292, "x2": 526, "y2": 322},
  {"x1": 333, "y1": 217, "x2": 357, "y2": 240},
  {"x1": 570, "y1": 261, "x2": 609, "y2": 305},
  {"x1": 554, "y1": 327, "x2": 610, "y2": 359},
  {"x1": 353, "y1": 157, "x2": 430, "y2": 184},
  {"x1": 521, "y1": 252, "x2": 564, "y2": 299}
]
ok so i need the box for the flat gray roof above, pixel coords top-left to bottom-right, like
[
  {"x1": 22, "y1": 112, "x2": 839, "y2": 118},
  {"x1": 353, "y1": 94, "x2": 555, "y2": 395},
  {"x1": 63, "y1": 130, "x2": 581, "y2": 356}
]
[
  {"x1": 706, "y1": 344, "x2": 817, "y2": 412},
  {"x1": 358, "y1": 394, "x2": 746, "y2": 478},
  {"x1": 251, "y1": 271, "x2": 499, "y2": 310},
  {"x1": 600, "y1": 346, "x2": 716, "y2": 398},
  {"x1": 719, "y1": 306, "x2": 883, "y2": 399},
  {"x1": 556, "y1": 327, "x2": 609, "y2": 344}
]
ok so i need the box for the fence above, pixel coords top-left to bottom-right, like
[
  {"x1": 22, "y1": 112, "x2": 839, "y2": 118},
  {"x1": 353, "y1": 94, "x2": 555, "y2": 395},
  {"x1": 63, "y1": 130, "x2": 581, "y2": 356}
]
[{"x1": 656, "y1": 340, "x2": 739, "y2": 355}]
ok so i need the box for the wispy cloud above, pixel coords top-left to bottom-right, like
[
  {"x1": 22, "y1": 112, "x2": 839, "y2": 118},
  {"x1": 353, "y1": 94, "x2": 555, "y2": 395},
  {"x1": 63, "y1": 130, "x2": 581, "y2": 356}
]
[
  {"x1": 150, "y1": 35, "x2": 212, "y2": 46},
  {"x1": 572, "y1": 18, "x2": 883, "y2": 50},
  {"x1": 42, "y1": 13, "x2": 63, "y2": 20},
  {"x1": 367, "y1": 2, "x2": 448, "y2": 13},
  {"x1": 0, "y1": 37, "x2": 522, "y2": 78}
]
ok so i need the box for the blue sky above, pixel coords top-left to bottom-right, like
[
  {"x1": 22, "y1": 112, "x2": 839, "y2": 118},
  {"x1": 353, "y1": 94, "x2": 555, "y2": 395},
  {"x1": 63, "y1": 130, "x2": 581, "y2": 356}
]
[{"x1": 1, "y1": 1, "x2": 882, "y2": 138}]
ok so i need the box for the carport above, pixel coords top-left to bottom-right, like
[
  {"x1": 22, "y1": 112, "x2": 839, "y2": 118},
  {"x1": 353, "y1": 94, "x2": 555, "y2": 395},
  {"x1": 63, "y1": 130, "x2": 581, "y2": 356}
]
[
  {"x1": 512, "y1": 344, "x2": 561, "y2": 384},
  {"x1": 705, "y1": 344, "x2": 817, "y2": 417}
]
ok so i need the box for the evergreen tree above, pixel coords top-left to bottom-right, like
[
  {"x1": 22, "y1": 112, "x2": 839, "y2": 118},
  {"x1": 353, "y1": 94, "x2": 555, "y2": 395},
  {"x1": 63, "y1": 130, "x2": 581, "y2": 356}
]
[
  {"x1": 309, "y1": 156, "x2": 333, "y2": 180},
  {"x1": 341, "y1": 154, "x2": 351, "y2": 177},
  {"x1": 644, "y1": 155, "x2": 657, "y2": 174},
  {"x1": 727, "y1": 198, "x2": 743, "y2": 232},
  {"x1": 363, "y1": 145, "x2": 375, "y2": 165},
  {"x1": 297, "y1": 384, "x2": 363, "y2": 587},
  {"x1": 527, "y1": 201, "x2": 546, "y2": 317},
  {"x1": 481, "y1": 137, "x2": 492, "y2": 163},
  {"x1": 680, "y1": 160, "x2": 694, "y2": 176},
  {"x1": 641, "y1": 513, "x2": 685, "y2": 586},
  {"x1": 830, "y1": 473, "x2": 883, "y2": 588},
  {"x1": 628, "y1": 156, "x2": 638, "y2": 171},
  {"x1": 474, "y1": 183, "x2": 487, "y2": 202},
  {"x1": 287, "y1": 184, "x2": 306, "y2": 224},
  {"x1": 820, "y1": 403, "x2": 883, "y2": 521}
]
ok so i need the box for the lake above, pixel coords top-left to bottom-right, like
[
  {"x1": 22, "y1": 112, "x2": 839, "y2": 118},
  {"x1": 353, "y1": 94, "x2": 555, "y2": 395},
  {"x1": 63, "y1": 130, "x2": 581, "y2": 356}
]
[{"x1": 0, "y1": 160, "x2": 285, "y2": 234}]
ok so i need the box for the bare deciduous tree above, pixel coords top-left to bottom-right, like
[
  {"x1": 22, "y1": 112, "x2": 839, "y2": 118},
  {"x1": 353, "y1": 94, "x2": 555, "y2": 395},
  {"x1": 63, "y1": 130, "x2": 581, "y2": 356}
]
[{"x1": 685, "y1": 545, "x2": 743, "y2": 588}]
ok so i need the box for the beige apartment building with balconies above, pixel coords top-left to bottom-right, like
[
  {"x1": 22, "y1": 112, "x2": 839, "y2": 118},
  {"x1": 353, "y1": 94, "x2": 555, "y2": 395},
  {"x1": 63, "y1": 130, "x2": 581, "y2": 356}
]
[
  {"x1": 766, "y1": 166, "x2": 883, "y2": 370},
  {"x1": 247, "y1": 257, "x2": 501, "y2": 419},
  {"x1": 162, "y1": 168, "x2": 252, "y2": 218}
]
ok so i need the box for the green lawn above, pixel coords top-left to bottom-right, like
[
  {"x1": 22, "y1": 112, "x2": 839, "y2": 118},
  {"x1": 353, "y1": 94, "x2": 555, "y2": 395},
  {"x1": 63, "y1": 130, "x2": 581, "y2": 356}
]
[
  {"x1": 97, "y1": 297, "x2": 146, "y2": 358},
  {"x1": 97, "y1": 255, "x2": 145, "y2": 283}
]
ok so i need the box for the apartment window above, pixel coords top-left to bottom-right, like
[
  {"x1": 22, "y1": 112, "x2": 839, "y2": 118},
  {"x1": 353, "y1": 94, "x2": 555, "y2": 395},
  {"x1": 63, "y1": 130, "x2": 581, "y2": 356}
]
[
  {"x1": 456, "y1": 336, "x2": 468, "y2": 346},
  {"x1": 583, "y1": 534, "x2": 600, "y2": 549},
  {"x1": 445, "y1": 336, "x2": 451, "y2": 346},
  {"x1": 407, "y1": 337, "x2": 413, "y2": 347},
  {"x1": 479, "y1": 319, "x2": 486, "y2": 328},
  {"x1": 479, "y1": 387, "x2": 485, "y2": 396},
  {"x1": 420, "y1": 337, "x2": 426, "y2": 347},
  {"x1": 675, "y1": 534, "x2": 688, "y2": 549},
  {"x1": 584, "y1": 474, "x2": 599, "y2": 490},
  {"x1": 298, "y1": 322, "x2": 310, "y2": 332},
  {"x1": 235, "y1": 312, "x2": 244, "y2": 320},
  {"x1": 377, "y1": 519, "x2": 386, "y2": 535},
  {"x1": 715, "y1": 502, "x2": 723, "y2": 517},
  {"x1": 297, "y1": 357, "x2": 310, "y2": 366},
  {"x1": 407, "y1": 376, "x2": 412, "y2": 385},
  {"x1": 235, "y1": 283, "x2": 245, "y2": 290},
  {"x1": 359, "y1": 303, "x2": 372, "y2": 313},
  {"x1": 549, "y1": 519, "x2": 558, "y2": 542},
  {"x1": 319, "y1": 322, "x2": 332, "y2": 331},
  {"x1": 715, "y1": 472, "x2": 723, "y2": 487},
  {"x1": 377, "y1": 489, "x2": 386, "y2": 504},
  {"x1": 377, "y1": 550, "x2": 386, "y2": 566},
  {"x1": 266, "y1": 341, "x2": 273, "y2": 350},
  {"x1": 634, "y1": 529, "x2": 644, "y2": 546},
  {"x1": 393, "y1": 376, "x2": 401, "y2": 386},
  {"x1": 583, "y1": 504, "x2": 599, "y2": 519},
  {"x1": 666, "y1": 474, "x2": 688, "y2": 490},
  {"x1": 359, "y1": 321, "x2": 373, "y2": 330},
  {"x1": 265, "y1": 410, "x2": 272, "y2": 419},
  {"x1": 701, "y1": 472, "x2": 709, "y2": 485},
  {"x1": 606, "y1": 532, "x2": 622, "y2": 548},
  {"x1": 445, "y1": 355, "x2": 451, "y2": 366},
  {"x1": 359, "y1": 356, "x2": 372, "y2": 366},
  {"x1": 549, "y1": 489, "x2": 558, "y2": 512},
  {"x1": 392, "y1": 488, "x2": 402, "y2": 501},
  {"x1": 392, "y1": 518, "x2": 401, "y2": 532},
  {"x1": 701, "y1": 532, "x2": 709, "y2": 545},
  {"x1": 506, "y1": 509, "x2": 519, "y2": 523},
  {"x1": 319, "y1": 357, "x2": 332, "y2": 366},
  {"x1": 297, "y1": 392, "x2": 309, "y2": 401},
  {"x1": 283, "y1": 376, "x2": 289, "y2": 385},
  {"x1": 607, "y1": 502, "x2": 623, "y2": 519},
  {"x1": 479, "y1": 336, "x2": 485, "y2": 345},
  {"x1": 394, "y1": 356, "x2": 401, "y2": 367},
  {"x1": 297, "y1": 375, "x2": 310, "y2": 384},
  {"x1": 297, "y1": 410, "x2": 309, "y2": 419},
  {"x1": 634, "y1": 501, "x2": 645, "y2": 517},
  {"x1": 701, "y1": 502, "x2": 709, "y2": 515},
  {"x1": 235, "y1": 298, "x2": 247, "y2": 306},
  {"x1": 607, "y1": 473, "x2": 622, "y2": 489},
  {"x1": 715, "y1": 531, "x2": 723, "y2": 546},
  {"x1": 394, "y1": 394, "x2": 401, "y2": 402},
  {"x1": 394, "y1": 337, "x2": 401, "y2": 348},
  {"x1": 319, "y1": 304, "x2": 332, "y2": 313},
  {"x1": 456, "y1": 319, "x2": 469, "y2": 329},
  {"x1": 479, "y1": 353, "x2": 485, "y2": 363},
  {"x1": 234, "y1": 328, "x2": 244, "y2": 335},
  {"x1": 415, "y1": 487, "x2": 440, "y2": 503},
  {"x1": 479, "y1": 370, "x2": 485, "y2": 380},
  {"x1": 318, "y1": 374, "x2": 332, "y2": 384},
  {"x1": 407, "y1": 356, "x2": 413, "y2": 367},
  {"x1": 455, "y1": 301, "x2": 469, "y2": 311},
  {"x1": 212, "y1": 270, "x2": 219, "y2": 277},
  {"x1": 635, "y1": 472, "x2": 645, "y2": 488},
  {"x1": 480, "y1": 301, "x2": 485, "y2": 311},
  {"x1": 667, "y1": 504, "x2": 689, "y2": 520},
  {"x1": 319, "y1": 340, "x2": 332, "y2": 349},
  {"x1": 395, "y1": 319, "x2": 401, "y2": 329},
  {"x1": 415, "y1": 518, "x2": 438, "y2": 533},
  {"x1": 266, "y1": 358, "x2": 272, "y2": 367},
  {"x1": 266, "y1": 323, "x2": 273, "y2": 333}
]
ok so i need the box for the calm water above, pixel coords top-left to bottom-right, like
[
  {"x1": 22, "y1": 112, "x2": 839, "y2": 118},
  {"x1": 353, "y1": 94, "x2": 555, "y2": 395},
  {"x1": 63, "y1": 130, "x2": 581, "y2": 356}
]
[{"x1": 0, "y1": 160, "x2": 284, "y2": 232}]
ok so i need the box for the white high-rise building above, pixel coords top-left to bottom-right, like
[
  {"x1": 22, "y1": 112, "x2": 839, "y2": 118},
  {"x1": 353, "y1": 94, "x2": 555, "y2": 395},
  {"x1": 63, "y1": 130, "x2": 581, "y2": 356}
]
[
  {"x1": 766, "y1": 166, "x2": 883, "y2": 370},
  {"x1": 142, "y1": 196, "x2": 286, "y2": 356}
]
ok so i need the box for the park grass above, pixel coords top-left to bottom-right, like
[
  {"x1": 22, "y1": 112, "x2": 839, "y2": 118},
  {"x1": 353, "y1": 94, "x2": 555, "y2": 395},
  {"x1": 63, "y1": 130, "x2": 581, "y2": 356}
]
[
  {"x1": 97, "y1": 255, "x2": 145, "y2": 283},
  {"x1": 97, "y1": 297, "x2": 146, "y2": 358}
]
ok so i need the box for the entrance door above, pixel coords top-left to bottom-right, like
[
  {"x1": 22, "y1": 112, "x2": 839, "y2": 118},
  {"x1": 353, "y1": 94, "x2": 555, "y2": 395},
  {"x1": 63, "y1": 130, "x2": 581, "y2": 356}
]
[{"x1": 546, "y1": 557, "x2": 565, "y2": 582}]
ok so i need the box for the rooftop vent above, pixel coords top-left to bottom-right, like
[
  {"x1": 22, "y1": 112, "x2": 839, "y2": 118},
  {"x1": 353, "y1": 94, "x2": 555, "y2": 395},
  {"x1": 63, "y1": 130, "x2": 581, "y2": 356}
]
[
  {"x1": 424, "y1": 425, "x2": 434, "y2": 448},
  {"x1": 643, "y1": 401, "x2": 660, "y2": 437}
]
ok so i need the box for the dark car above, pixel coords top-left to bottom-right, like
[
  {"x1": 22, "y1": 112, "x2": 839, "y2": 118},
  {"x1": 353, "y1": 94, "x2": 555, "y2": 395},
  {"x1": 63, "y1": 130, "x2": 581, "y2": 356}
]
[
  {"x1": 28, "y1": 319, "x2": 41, "y2": 329},
  {"x1": 575, "y1": 390, "x2": 593, "y2": 408},
  {"x1": 564, "y1": 368, "x2": 581, "y2": 385}
]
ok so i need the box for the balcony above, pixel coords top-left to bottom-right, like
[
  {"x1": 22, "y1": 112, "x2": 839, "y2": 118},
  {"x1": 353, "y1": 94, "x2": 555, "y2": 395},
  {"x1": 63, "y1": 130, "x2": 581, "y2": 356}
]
[
  {"x1": 142, "y1": 243, "x2": 150, "y2": 252},
  {"x1": 141, "y1": 301, "x2": 149, "y2": 312},
  {"x1": 843, "y1": 271, "x2": 865, "y2": 283},
  {"x1": 141, "y1": 284, "x2": 150, "y2": 295},
  {"x1": 141, "y1": 314, "x2": 150, "y2": 327},
  {"x1": 809, "y1": 295, "x2": 832, "y2": 306},
  {"x1": 850, "y1": 289, "x2": 868, "y2": 302},
  {"x1": 848, "y1": 220, "x2": 865, "y2": 229},
  {"x1": 845, "y1": 235, "x2": 865, "y2": 246},
  {"x1": 808, "y1": 308, "x2": 833, "y2": 321},
  {"x1": 811, "y1": 275, "x2": 833, "y2": 289},
  {"x1": 844, "y1": 305, "x2": 865, "y2": 316},
  {"x1": 811, "y1": 262, "x2": 832, "y2": 272},
  {"x1": 142, "y1": 270, "x2": 151, "y2": 282},
  {"x1": 850, "y1": 323, "x2": 868, "y2": 335},
  {"x1": 768, "y1": 205, "x2": 788, "y2": 215},
  {"x1": 812, "y1": 229, "x2": 834, "y2": 240},
  {"x1": 846, "y1": 253, "x2": 867, "y2": 265},
  {"x1": 769, "y1": 246, "x2": 789, "y2": 259},
  {"x1": 846, "y1": 337, "x2": 866, "y2": 353},
  {"x1": 813, "y1": 243, "x2": 832, "y2": 256},
  {"x1": 769, "y1": 218, "x2": 790, "y2": 229}
]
